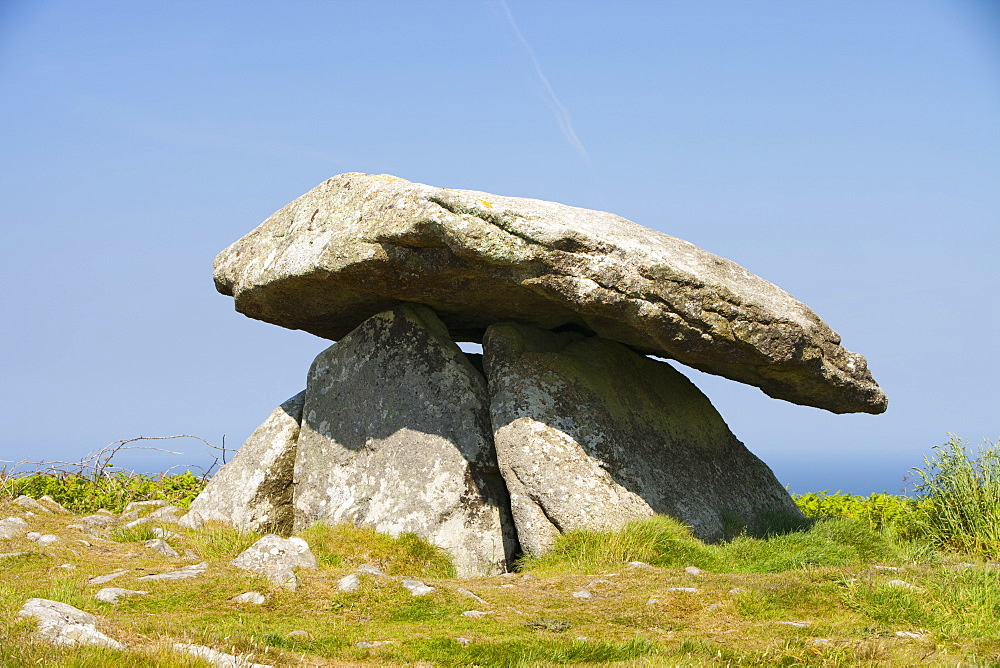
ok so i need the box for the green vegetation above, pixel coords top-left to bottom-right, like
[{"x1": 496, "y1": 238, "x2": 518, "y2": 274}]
[
  {"x1": 1, "y1": 435, "x2": 998, "y2": 666},
  {"x1": 910, "y1": 435, "x2": 1000, "y2": 558},
  {"x1": 0, "y1": 470, "x2": 205, "y2": 513}
]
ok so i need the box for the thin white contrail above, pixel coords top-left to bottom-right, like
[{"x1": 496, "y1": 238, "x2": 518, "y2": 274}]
[{"x1": 497, "y1": 0, "x2": 591, "y2": 165}]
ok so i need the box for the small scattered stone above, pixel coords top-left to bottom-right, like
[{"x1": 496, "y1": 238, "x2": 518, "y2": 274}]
[
  {"x1": 887, "y1": 580, "x2": 925, "y2": 591},
  {"x1": 355, "y1": 640, "x2": 395, "y2": 648},
  {"x1": 118, "y1": 510, "x2": 140, "y2": 523},
  {"x1": 1, "y1": 552, "x2": 29, "y2": 559},
  {"x1": 95, "y1": 587, "x2": 148, "y2": 603},
  {"x1": 37, "y1": 535, "x2": 60, "y2": 547},
  {"x1": 457, "y1": 588, "x2": 488, "y2": 604},
  {"x1": 498, "y1": 583, "x2": 517, "y2": 589},
  {"x1": 810, "y1": 638, "x2": 832, "y2": 646},
  {"x1": 645, "y1": 597, "x2": 659, "y2": 606},
  {"x1": 27, "y1": 532, "x2": 41, "y2": 541},
  {"x1": 895, "y1": 631, "x2": 927, "y2": 639},
  {"x1": 356, "y1": 563, "x2": 384, "y2": 576},
  {"x1": 706, "y1": 603, "x2": 721, "y2": 612},
  {"x1": 873, "y1": 565, "x2": 899, "y2": 571},
  {"x1": 666, "y1": 587, "x2": 699, "y2": 593},
  {"x1": 233, "y1": 591, "x2": 266, "y2": 605},
  {"x1": 0, "y1": 516, "x2": 29, "y2": 539},
  {"x1": 627, "y1": 561, "x2": 649, "y2": 569},
  {"x1": 338, "y1": 573, "x2": 361, "y2": 592},
  {"x1": 137, "y1": 562, "x2": 208, "y2": 581},
  {"x1": 184, "y1": 548, "x2": 200, "y2": 560},
  {"x1": 520, "y1": 573, "x2": 536, "y2": 581},
  {"x1": 89, "y1": 570, "x2": 129, "y2": 585},
  {"x1": 776, "y1": 621, "x2": 810, "y2": 628},
  {"x1": 402, "y1": 579, "x2": 434, "y2": 596},
  {"x1": 172, "y1": 642, "x2": 272, "y2": 667},
  {"x1": 572, "y1": 590, "x2": 593, "y2": 599},
  {"x1": 287, "y1": 630, "x2": 310, "y2": 639},
  {"x1": 462, "y1": 610, "x2": 492, "y2": 618},
  {"x1": 59, "y1": 564, "x2": 76, "y2": 570},
  {"x1": 729, "y1": 588, "x2": 748, "y2": 594},
  {"x1": 15, "y1": 496, "x2": 50, "y2": 513},
  {"x1": 455, "y1": 637, "x2": 472, "y2": 645},
  {"x1": 143, "y1": 539, "x2": 179, "y2": 558},
  {"x1": 685, "y1": 566, "x2": 704, "y2": 575}
]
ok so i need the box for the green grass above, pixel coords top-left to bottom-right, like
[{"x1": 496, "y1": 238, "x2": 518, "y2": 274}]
[
  {"x1": 3, "y1": 435, "x2": 1000, "y2": 666},
  {"x1": 299, "y1": 523, "x2": 456, "y2": 578}
]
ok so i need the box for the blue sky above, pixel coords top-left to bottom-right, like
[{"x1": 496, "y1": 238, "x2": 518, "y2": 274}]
[{"x1": 1, "y1": 0, "x2": 997, "y2": 494}]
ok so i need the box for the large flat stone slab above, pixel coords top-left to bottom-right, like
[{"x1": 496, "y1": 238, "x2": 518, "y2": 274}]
[
  {"x1": 292, "y1": 304, "x2": 517, "y2": 576},
  {"x1": 180, "y1": 392, "x2": 303, "y2": 534},
  {"x1": 214, "y1": 173, "x2": 885, "y2": 414},
  {"x1": 484, "y1": 322, "x2": 803, "y2": 554}
]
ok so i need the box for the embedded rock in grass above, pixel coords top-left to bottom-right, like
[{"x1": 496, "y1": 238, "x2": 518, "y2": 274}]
[
  {"x1": 231, "y1": 535, "x2": 315, "y2": 590},
  {"x1": 180, "y1": 392, "x2": 304, "y2": 535},
  {"x1": 94, "y1": 588, "x2": 148, "y2": 603},
  {"x1": 292, "y1": 304, "x2": 518, "y2": 576},
  {"x1": 483, "y1": 322, "x2": 802, "y2": 553},
  {"x1": 143, "y1": 538, "x2": 179, "y2": 558},
  {"x1": 0, "y1": 516, "x2": 29, "y2": 539},
  {"x1": 401, "y1": 579, "x2": 434, "y2": 596},
  {"x1": 88, "y1": 570, "x2": 129, "y2": 585},
  {"x1": 172, "y1": 643, "x2": 273, "y2": 668},
  {"x1": 233, "y1": 591, "x2": 266, "y2": 604},
  {"x1": 137, "y1": 562, "x2": 208, "y2": 581},
  {"x1": 18, "y1": 598, "x2": 125, "y2": 649},
  {"x1": 15, "y1": 496, "x2": 50, "y2": 513},
  {"x1": 337, "y1": 573, "x2": 361, "y2": 592},
  {"x1": 37, "y1": 496, "x2": 70, "y2": 514},
  {"x1": 214, "y1": 173, "x2": 886, "y2": 414},
  {"x1": 123, "y1": 500, "x2": 168, "y2": 513}
]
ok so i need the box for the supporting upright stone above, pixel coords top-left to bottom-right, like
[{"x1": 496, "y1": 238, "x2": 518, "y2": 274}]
[
  {"x1": 180, "y1": 392, "x2": 304, "y2": 534},
  {"x1": 483, "y1": 322, "x2": 802, "y2": 555},
  {"x1": 293, "y1": 304, "x2": 517, "y2": 576}
]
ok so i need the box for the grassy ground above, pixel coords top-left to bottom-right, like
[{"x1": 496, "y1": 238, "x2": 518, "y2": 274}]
[
  {"x1": 2, "y1": 436, "x2": 997, "y2": 666},
  {"x1": 1, "y1": 498, "x2": 998, "y2": 667}
]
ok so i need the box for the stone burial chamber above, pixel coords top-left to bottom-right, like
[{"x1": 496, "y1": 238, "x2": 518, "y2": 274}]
[{"x1": 184, "y1": 173, "x2": 887, "y2": 574}]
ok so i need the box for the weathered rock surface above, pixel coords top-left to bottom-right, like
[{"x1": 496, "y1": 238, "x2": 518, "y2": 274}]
[
  {"x1": 483, "y1": 322, "x2": 802, "y2": 553},
  {"x1": 180, "y1": 392, "x2": 304, "y2": 534},
  {"x1": 292, "y1": 304, "x2": 517, "y2": 576},
  {"x1": 214, "y1": 173, "x2": 885, "y2": 414}
]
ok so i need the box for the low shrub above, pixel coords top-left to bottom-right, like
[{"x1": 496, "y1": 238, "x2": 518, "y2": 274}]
[{"x1": 1, "y1": 470, "x2": 206, "y2": 513}]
